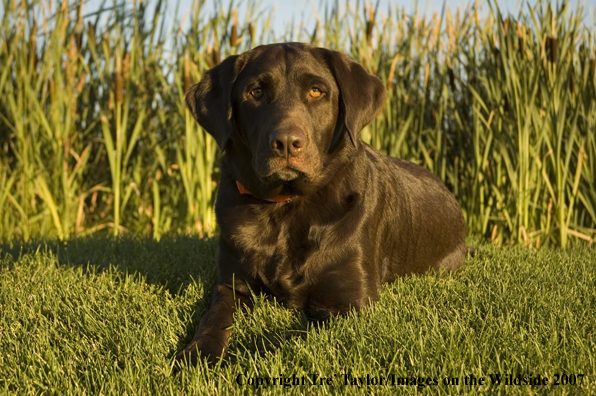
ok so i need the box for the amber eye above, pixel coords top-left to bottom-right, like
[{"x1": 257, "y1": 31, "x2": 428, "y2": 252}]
[
  {"x1": 309, "y1": 87, "x2": 322, "y2": 98},
  {"x1": 250, "y1": 88, "x2": 263, "y2": 98}
]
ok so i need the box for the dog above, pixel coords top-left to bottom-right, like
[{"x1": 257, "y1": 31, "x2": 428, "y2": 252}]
[{"x1": 177, "y1": 42, "x2": 466, "y2": 365}]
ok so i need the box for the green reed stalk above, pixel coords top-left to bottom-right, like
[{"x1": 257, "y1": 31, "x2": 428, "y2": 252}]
[{"x1": 0, "y1": 0, "x2": 594, "y2": 245}]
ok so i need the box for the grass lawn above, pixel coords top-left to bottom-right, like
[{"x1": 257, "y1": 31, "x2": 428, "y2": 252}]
[{"x1": 0, "y1": 237, "x2": 594, "y2": 395}]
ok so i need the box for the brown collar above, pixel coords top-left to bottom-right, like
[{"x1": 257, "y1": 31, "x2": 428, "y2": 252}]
[{"x1": 236, "y1": 181, "x2": 292, "y2": 203}]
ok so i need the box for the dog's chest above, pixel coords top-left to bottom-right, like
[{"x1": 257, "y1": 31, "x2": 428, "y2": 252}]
[
  {"x1": 235, "y1": 214, "x2": 317, "y2": 303},
  {"x1": 226, "y1": 203, "x2": 349, "y2": 306}
]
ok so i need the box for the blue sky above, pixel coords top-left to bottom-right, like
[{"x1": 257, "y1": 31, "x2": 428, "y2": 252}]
[
  {"x1": 183, "y1": 0, "x2": 594, "y2": 35},
  {"x1": 238, "y1": 0, "x2": 590, "y2": 26},
  {"x1": 81, "y1": 0, "x2": 594, "y2": 37}
]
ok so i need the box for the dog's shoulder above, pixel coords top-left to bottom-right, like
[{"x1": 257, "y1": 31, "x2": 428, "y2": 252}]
[{"x1": 359, "y1": 143, "x2": 440, "y2": 187}]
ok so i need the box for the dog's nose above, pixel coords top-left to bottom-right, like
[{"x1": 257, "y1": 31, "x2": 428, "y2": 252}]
[{"x1": 270, "y1": 129, "x2": 306, "y2": 158}]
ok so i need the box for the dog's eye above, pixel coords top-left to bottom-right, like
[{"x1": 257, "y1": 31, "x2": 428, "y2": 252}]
[
  {"x1": 250, "y1": 88, "x2": 264, "y2": 99},
  {"x1": 309, "y1": 88, "x2": 322, "y2": 98}
]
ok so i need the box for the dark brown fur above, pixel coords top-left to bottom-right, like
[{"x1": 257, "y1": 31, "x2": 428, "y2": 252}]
[{"x1": 177, "y1": 42, "x2": 466, "y2": 365}]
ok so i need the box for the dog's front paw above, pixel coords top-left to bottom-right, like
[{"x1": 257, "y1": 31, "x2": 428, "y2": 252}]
[{"x1": 175, "y1": 333, "x2": 228, "y2": 366}]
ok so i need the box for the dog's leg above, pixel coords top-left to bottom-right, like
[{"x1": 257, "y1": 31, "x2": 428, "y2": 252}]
[{"x1": 176, "y1": 284, "x2": 250, "y2": 365}]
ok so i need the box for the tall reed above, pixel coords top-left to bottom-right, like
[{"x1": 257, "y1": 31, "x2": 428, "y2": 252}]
[{"x1": 0, "y1": 0, "x2": 594, "y2": 247}]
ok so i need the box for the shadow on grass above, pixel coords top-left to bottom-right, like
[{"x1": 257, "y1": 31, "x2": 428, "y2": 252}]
[{"x1": 0, "y1": 235, "x2": 219, "y2": 295}]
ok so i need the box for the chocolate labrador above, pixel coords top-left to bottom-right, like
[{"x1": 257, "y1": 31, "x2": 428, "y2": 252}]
[{"x1": 177, "y1": 42, "x2": 466, "y2": 365}]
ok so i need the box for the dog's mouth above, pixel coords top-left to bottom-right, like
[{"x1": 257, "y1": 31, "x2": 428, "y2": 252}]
[
  {"x1": 266, "y1": 166, "x2": 304, "y2": 182},
  {"x1": 255, "y1": 157, "x2": 312, "y2": 183}
]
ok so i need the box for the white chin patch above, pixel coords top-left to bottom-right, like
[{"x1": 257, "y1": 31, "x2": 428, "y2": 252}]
[{"x1": 273, "y1": 167, "x2": 301, "y2": 181}]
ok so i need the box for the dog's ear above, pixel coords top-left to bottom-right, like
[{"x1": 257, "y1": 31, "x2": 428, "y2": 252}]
[
  {"x1": 185, "y1": 54, "x2": 244, "y2": 150},
  {"x1": 319, "y1": 49, "x2": 386, "y2": 146}
]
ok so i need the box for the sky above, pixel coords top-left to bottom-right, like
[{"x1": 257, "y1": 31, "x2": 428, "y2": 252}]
[
  {"x1": 242, "y1": 0, "x2": 590, "y2": 25},
  {"x1": 79, "y1": 0, "x2": 595, "y2": 37},
  {"x1": 181, "y1": 0, "x2": 595, "y2": 35}
]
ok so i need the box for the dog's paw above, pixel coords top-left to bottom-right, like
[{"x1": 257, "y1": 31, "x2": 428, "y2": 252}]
[{"x1": 175, "y1": 334, "x2": 228, "y2": 367}]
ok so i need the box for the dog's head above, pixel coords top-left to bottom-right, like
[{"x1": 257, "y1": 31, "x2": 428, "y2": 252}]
[{"x1": 185, "y1": 42, "x2": 385, "y2": 197}]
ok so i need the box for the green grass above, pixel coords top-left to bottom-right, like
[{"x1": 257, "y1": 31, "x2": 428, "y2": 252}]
[{"x1": 1, "y1": 238, "x2": 594, "y2": 395}]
